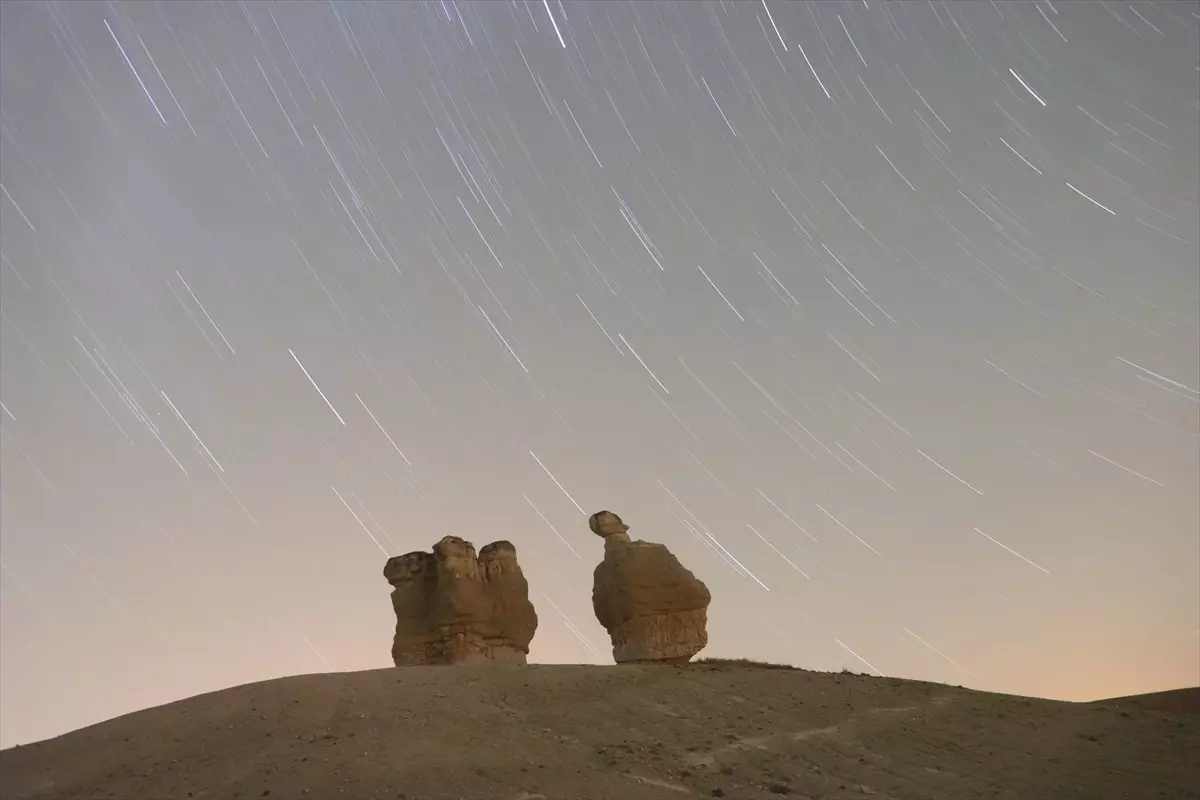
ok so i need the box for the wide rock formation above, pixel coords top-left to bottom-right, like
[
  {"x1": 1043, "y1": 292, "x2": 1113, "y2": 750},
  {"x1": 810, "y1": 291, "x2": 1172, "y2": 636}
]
[
  {"x1": 589, "y1": 510, "x2": 711, "y2": 664},
  {"x1": 383, "y1": 536, "x2": 538, "y2": 666}
]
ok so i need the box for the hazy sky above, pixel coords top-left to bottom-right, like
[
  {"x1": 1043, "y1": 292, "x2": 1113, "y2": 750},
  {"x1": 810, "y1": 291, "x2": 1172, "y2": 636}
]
[{"x1": 1, "y1": 0, "x2": 1197, "y2": 748}]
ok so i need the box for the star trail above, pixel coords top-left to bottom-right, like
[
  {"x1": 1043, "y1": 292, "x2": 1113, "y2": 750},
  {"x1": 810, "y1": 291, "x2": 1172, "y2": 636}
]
[{"x1": 0, "y1": 0, "x2": 1197, "y2": 747}]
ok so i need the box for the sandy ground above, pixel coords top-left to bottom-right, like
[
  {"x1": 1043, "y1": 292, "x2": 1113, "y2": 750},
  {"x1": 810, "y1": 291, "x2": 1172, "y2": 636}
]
[{"x1": 1, "y1": 661, "x2": 1197, "y2": 800}]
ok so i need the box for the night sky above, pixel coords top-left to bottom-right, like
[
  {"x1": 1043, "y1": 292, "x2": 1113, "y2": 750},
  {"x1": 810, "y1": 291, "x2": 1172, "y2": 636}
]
[{"x1": 1, "y1": 0, "x2": 1197, "y2": 748}]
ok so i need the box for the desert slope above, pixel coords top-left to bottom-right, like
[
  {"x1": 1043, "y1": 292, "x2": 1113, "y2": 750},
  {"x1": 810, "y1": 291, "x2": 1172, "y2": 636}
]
[
  {"x1": 1090, "y1": 687, "x2": 1200, "y2": 716},
  {"x1": 1, "y1": 662, "x2": 1197, "y2": 800}
]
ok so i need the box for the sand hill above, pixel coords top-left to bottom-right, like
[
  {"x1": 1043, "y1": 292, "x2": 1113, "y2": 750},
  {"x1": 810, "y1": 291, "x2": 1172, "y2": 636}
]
[{"x1": 1, "y1": 661, "x2": 1196, "y2": 800}]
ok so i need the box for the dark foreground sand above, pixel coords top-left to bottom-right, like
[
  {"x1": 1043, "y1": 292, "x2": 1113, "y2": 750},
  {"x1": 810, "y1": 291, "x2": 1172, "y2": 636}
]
[{"x1": 1, "y1": 661, "x2": 1197, "y2": 800}]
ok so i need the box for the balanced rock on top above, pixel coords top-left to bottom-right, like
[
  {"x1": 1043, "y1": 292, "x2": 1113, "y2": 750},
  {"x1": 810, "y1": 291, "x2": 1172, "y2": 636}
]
[
  {"x1": 383, "y1": 536, "x2": 538, "y2": 666},
  {"x1": 588, "y1": 510, "x2": 711, "y2": 664}
]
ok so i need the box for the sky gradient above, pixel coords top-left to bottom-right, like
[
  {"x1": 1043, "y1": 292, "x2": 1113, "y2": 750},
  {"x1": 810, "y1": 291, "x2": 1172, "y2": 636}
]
[{"x1": 1, "y1": 0, "x2": 1197, "y2": 748}]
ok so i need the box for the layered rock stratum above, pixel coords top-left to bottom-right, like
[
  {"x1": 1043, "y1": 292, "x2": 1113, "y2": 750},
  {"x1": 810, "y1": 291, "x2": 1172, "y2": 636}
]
[
  {"x1": 589, "y1": 510, "x2": 712, "y2": 664},
  {"x1": 383, "y1": 536, "x2": 538, "y2": 665}
]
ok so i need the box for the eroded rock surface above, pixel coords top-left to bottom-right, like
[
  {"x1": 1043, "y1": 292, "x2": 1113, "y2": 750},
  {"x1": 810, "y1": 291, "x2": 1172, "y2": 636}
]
[
  {"x1": 384, "y1": 536, "x2": 538, "y2": 665},
  {"x1": 589, "y1": 510, "x2": 711, "y2": 664}
]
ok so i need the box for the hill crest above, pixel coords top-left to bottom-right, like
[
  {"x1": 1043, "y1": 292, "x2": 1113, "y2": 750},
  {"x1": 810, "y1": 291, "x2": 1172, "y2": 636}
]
[{"x1": 2, "y1": 662, "x2": 1197, "y2": 800}]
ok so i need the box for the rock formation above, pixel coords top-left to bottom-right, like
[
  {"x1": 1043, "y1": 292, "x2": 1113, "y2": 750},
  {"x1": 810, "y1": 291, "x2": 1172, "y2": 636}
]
[
  {"x1": 588, "y1": 510, "x2": 711, "y2": 664},
  {"x1": 383, "y1": 536, "x2": 538, "y2": 666}
]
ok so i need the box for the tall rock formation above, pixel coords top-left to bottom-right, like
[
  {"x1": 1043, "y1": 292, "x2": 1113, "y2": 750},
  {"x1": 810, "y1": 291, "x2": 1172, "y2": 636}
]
[
  {"x1": 383, "y1": 536, "x2": 538, "y2": 666},
  {"x1": 588, "y1": 510, "x2": 711, "y2": 664}
]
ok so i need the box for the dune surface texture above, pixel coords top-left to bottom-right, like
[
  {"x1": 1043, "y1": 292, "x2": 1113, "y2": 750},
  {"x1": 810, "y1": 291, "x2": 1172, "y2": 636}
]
[{"x1": 1, "y1": 661, "x2": 1196, "y2": 800}]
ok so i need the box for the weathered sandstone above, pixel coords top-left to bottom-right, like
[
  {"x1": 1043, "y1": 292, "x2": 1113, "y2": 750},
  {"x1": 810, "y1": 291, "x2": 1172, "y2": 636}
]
[
  {"x1": 383, "y1": 536, "x2": 538, "y2": 665},
  {"x1": 589, "y1": 510, "x2": 711, "y2": 664}
]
